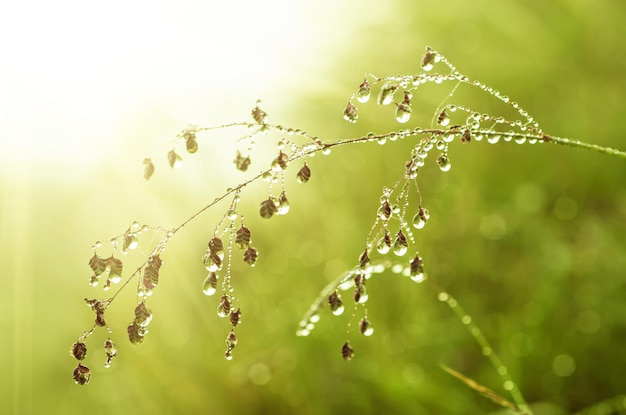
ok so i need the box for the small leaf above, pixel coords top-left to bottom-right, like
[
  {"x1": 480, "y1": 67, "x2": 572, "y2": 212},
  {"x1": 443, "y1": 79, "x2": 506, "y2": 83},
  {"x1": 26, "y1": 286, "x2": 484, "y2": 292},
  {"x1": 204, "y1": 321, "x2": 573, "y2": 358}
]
[
  {"x1": 271, "y1": 151, "x2": 289, "y2": 171},
  {"x1": 70, "y1": 341, "x2": 88, "y2": 361},
  {"x1": 134, "y1": 301, "x2": 152, "y2": 327},
  {"x1": 341, "y1": 341, "x2": 355, "y2": 361},
  {"x1": 88, "y1": 254, "x2": 106, "y2": 276},
  {"x1": 259, "y1": 198, "x2": 277, "y2": 219},
  {"x1": 328, "y1": 291, "x2": 344, "y2": 316},
  {"x1": 184, "y1": 131, "x2": 198, "y2": 154},
  {"x1": 243, "y1": 246, "x2": 258, "y2": 266},
  {"x1": 142, "y1": 255, "x2": 162, "y2": 290},
  {"x1": 208, "y1": 237, "x2": 224, "y2": 255},
  {"x1": 143, "y1": 158, "x2": 155, "y2": 181},
  {"x1": 106, "y1": 256, "x2": 123, "y2": 284},
  {"x1": 167, "y1": 150, "x2": 182, "y2": 169},
  {"x1": 276, "y1": 192, "x2": 290, "y2": 215},
  {"x1": 95, "y1": 311, "x2": 106, "y2": 327},
  {"x1": 229, "y1": 308, "x2": 242, "y2": 327},
  {"x1": 72, "y1": 363, "x2": 91, "y2": 385},
  {"x1": 235, "y1": 225, "x2": 251, "y2": 249},
  {"x1": 122, "y1": 232, "x2": 138, "y2": 253},
  {"x1": 377, "y1": 84, "x2": 397, "y2": 106},
  {"x1": 342, "y1": 101, "x2": 358, "y2": 123},
  {"x1": 203, "y1": 251, "x2": 223, "y2": 272},
  {"x1": 127, "y1": 321, "x2": 145, "y2": 345},
  {"x1": 234, "y1": 151, "x2": 251, "y2": 172},
  {"x1": 251, "y1": 100, "x2": 268, "y2": 125}
]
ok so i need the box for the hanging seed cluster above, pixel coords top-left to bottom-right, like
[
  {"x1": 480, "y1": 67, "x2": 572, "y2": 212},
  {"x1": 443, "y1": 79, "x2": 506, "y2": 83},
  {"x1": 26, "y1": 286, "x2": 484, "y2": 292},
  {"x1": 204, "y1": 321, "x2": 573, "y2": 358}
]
[{"x1": 71, "y1": 221, "x2": 168, "y2": 384}]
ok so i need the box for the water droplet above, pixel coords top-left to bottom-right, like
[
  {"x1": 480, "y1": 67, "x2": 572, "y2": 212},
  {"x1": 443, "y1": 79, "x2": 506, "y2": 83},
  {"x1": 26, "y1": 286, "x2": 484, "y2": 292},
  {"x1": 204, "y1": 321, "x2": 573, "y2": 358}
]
[
  {"x1": 410, "y1": 254, "x2": 425, "y2": 282},
  {"x1": 461, "y1": 129, "x2": 472, "y2": 142},
  {"x1": 421, "y1": 47, "x2": 436, "y2": 71},
  {"x1": 185, "y1": 136, "x2": 198, "y2": 154},
  {"x1": 321, "y1": 146, "x2": 332, "y2": 156},
  {"x1": 202, "y1": 272, "x2": 219, "y2": 296},
  {"x1": 343, "y1": 102, "x2": 358, "y2": 123},
  {"x1": 143, "y1": 158, "x2": 155, "y2": 181},
  {"x1": 377, "y1": 84, "x2": 397, "y2": 106},
  {"x1": 515, "y1": 136, "x2": 527, "y2": 144},
  {"x1": 376, "y1": 232, "x2": 392, "y2": 254},
  {"x1": 276, "y1": 192, "x2": 290, "y2": 215},
  {"x1": 259, "y1": 198, "x2": 277, "y2": 219},
  {"x1": 393, "y1": 230, "x2": 408, "y2": 256},
  {"x1": 167, "y1": 150, "x2": 183, "y2": 169},
  {"x1": 442, "y1": 133, "x2": 455, "y2": 143},
  {"x1": 134, "y1": 302, "x2": 152, "y2": 327},
  {"x1": 356, "y1": 79, "x2": 371, "y2": 103},
  {"x1": 377, "y1": 201, "x2": 392, "y2": 221},
  {"x1": 328, "y1": 291, "x2": 344, "y2": 316},
  {"x1": 227, "y1": 209, "x2": 238, "y2": 220},
  {"x1": 412, "y1": 207, "x2": 430, "y2": 229},
  {"x1": 395, "y1": 103, "x2": 412, "y2": 123},
  {"x1": 487, "y1": 134, "x2": 500, "y2": 144},
  {"x1": 217, "y1": 295, "x2": 233, "y2": 318},
  {"x1": 243, "y1": 246, "x2": 259, "y2": 266},
  {"x1": 296, "y1": 328, "x2": 310, "y2": 337},
  {"x1": 342, "y1": 341, "x2": 355, "y2": 361},
  {"x1": 359, "y1": 318, "x2": 374, "y2": 336},
  {"x1": 103, "y1": 338, "x2": 117, "y2": 368},
  {"x1": 354, "y1": 284, "x2": 368, "y2": 304},
  {"x1": 296, "y1": 164, "x2": 311, "y2": 183},
  {"x1": 437, "y1": 109, "x2": 450, "y2": 126},
  {"x1": 436, "y1": 153, "x2": 451, "y2": 172}
]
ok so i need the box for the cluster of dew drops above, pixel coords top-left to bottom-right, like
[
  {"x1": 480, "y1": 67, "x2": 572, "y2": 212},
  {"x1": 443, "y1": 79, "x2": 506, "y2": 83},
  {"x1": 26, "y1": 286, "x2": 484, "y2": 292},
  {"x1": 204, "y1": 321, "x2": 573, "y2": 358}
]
[
  {"x1": 301, "y1": 46, "x2": 544, "y2": 361},
  {"x1": 198, "y1": 105, "x2": 316, "y2": 361}
]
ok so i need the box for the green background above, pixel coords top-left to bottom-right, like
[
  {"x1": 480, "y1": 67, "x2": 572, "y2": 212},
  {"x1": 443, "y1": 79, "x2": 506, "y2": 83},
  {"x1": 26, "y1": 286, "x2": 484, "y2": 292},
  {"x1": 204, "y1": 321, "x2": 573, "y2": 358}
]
[{"x1": 2, "y1": 0, "x2": 626, "y2": 414}]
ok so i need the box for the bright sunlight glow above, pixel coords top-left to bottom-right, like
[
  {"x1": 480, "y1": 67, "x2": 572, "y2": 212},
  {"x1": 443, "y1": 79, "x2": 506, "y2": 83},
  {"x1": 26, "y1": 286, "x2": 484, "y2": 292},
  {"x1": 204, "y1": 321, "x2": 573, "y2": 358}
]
[{"x1": 0, "y1": 0, "x2": 372, "y2": 179}]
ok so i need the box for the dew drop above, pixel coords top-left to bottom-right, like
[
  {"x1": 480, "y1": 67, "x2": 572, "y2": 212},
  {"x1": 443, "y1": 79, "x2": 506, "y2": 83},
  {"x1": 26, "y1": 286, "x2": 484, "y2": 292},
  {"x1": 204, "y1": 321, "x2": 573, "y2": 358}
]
[
  {"x1": 167, "y1": 150, "x2": 183, "y2": 169},
  {"x1": 343, "y1": 102, "x2": 358, "y2": 123},
  {"x1": 227, "y1": 209, "x2": 238, "y2": 220},
  {"x1": 421, "y1": 47, "x2": 436, "y2": 71},
  {"x1": 296, "y1": 328, "x2": 310, "y2": 337},
  {"x1": 487, "y1": 134, "x2": 501, "y2": 144},
  {"x1": 332, "y1": 304, "x2": 345, "y2": 316},
  {"x1": 217, "y1": 295, "x2": 233, "y2": 318},
  {"x1": 356, "y1": 79, "x2": 371, "y2": 103},
  {"x1": 377, "y1": 84, "x2": 397, "y2": 106},
  {"x1": 436, "y1": 153, "x2": 451, "y2": 172},
  {"x1": 359, "y1": 318, "x2": 374, "y2": 336},
  {"x1": 354, "y1": 284, "x2": 368, "y2": 304},
  {"x1": 393, "y1": 230, "x2": 408, "y2": 256},
  {"x1": 437, "y1": 109, "x2": 450, "y2": 126},
  {"x1": 342, "y1": 341, "x2": 355, "y2": 361},
  {"x1": 202, "y1": 272, "x2": 219, "y2": 296},
  {"x1": 296, "y1": 164, "x2": 311, "y2": 183},
  {"x1": 412, "y1": 207, "x2": 430, "y2": 229},
  {"x1": 276, "y1": 192, "x2": 290, "y2": 215},
  {"x1": 376, "y1": 232, "x2": 392, "y2": 254},
  {"x1": 515, "y1": 136, "x2": 527, "y2": 144},
  {"x1": 395, "y1": 103, "x2": 412, "y2": 123},
  {"x1": 442, "y1": 133, "x2": 455, "y2": 143},
  {"x1": 328, "y1": 291, "x2": 344, "y2": 316}
]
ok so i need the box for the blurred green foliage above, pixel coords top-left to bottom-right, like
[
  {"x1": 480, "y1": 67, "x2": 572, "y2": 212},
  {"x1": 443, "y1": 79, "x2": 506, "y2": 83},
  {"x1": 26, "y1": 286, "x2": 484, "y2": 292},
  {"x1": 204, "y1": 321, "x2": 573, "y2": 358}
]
[{"x1": 2, "y1": 0, "x2": 626, "y2": 414}]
